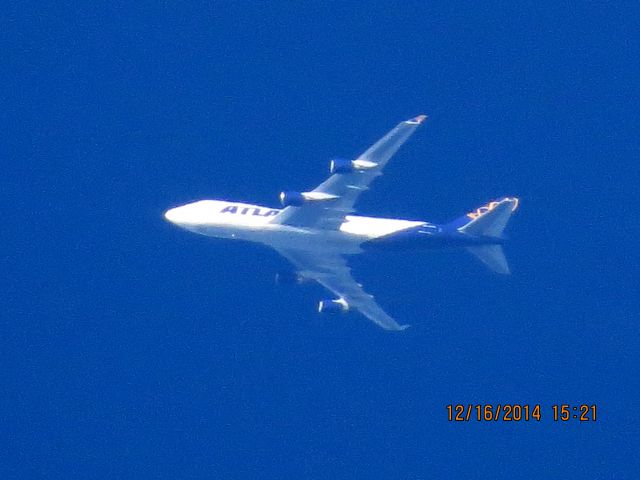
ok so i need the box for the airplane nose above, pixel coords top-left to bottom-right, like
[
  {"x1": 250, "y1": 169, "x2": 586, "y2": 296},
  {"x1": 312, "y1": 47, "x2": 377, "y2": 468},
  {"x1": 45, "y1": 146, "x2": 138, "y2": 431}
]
[{"x1": 164, "y1": 207, "x2": 179, "y2": 223}]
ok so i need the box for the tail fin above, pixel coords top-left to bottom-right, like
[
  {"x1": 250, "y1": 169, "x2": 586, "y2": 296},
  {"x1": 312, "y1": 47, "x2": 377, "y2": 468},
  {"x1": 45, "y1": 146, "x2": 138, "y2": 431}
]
[
  {"x1": 445, "y1": 197, "x2": 519, "y2": 274},
  {"x1": 445, "y1": 197, "x2": 519, "y2": 237}
]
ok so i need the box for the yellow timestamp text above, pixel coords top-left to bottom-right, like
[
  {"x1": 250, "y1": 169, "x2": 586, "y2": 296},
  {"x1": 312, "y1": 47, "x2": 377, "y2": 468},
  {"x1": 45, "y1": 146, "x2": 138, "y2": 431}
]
[{"x1": 446, "y1": 404, "x2": 597, "y2": 422}]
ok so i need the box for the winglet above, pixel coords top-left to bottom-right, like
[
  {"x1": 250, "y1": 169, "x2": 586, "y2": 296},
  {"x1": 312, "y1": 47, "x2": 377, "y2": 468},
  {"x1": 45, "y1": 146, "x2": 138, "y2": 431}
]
[{"x1": 406, "y1": 114, "x2": 427, "y2": 125}]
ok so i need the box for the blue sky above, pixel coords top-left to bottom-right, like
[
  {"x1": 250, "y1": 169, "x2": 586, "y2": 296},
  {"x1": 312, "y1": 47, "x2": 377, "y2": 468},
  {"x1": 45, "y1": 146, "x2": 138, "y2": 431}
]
[{"x1": 2, "y1": 2, "x2": 638, "y2": 478}]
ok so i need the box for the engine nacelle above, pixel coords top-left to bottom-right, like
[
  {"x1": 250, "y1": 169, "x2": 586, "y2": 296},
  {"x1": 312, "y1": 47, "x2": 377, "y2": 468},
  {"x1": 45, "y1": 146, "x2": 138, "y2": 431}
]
[
  {"x1": 330, "y1": 158, "x2": 379, "y2": 175},
  {"x1": 279, "y1": 191, "x2": 306, "y2": 207},
  {"x1": 318, "y1": 298, "x2": 349, "y2": 314},
  {"x1": 330, "y1": 158, "x2": 354, "y2": 174},
  {"x1": 279, "y1": 191, "x2": 339, "y2": 207}
]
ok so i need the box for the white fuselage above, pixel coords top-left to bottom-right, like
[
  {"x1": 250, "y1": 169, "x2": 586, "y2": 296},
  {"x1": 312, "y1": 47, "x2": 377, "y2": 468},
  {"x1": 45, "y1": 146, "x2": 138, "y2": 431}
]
[{"x1": 164, "y1": 200, "x2": 427, "y2": 254}]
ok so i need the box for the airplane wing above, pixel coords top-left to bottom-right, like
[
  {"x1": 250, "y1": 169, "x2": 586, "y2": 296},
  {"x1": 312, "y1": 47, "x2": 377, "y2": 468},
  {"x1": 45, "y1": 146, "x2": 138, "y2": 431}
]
[
  {"x1": 270, "y1": 115, "x2": 427, "y2": 230},
  {"x1": 274, "y1": 247, "x2": 409, "y2": 331}
]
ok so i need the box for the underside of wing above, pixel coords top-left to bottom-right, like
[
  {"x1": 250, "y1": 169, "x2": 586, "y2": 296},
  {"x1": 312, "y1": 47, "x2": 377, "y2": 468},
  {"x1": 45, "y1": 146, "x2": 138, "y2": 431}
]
[
  {"x1": 270, "y1": 115, "x2": 427, "y2": 230},
  {"x1": 274, "y1": 247, "x2": 409, "y2": 331}
]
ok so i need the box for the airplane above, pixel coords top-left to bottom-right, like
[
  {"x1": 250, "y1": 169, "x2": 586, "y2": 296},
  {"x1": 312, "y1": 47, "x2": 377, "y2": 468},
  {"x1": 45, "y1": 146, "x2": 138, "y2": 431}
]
[{"x1": 164, "y1": 115, "x2": 519, "y2": 331}]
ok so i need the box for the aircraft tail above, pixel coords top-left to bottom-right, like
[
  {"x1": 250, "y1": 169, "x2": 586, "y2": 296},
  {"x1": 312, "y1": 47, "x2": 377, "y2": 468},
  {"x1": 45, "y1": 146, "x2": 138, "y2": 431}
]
[
  {"x1": 445, "y1": 197, "x2": 519, "y2": 274},
  {"x1": 466, "y1": 245, "x2": 510, "y2": 274}
]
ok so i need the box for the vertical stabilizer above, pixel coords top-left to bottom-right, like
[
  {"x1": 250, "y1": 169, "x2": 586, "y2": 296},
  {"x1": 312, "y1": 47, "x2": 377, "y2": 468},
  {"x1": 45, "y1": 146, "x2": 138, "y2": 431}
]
[
  {"x1": 445, "y1": 197, "x2": 519, "y2": 238},
  {"x1": 445, "y1": 197, "x2": 519, "y2": 274}
]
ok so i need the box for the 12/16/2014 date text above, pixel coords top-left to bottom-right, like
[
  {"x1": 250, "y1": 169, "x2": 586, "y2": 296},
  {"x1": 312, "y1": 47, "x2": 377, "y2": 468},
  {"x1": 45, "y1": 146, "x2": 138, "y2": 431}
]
[{"x1": 446, "y1": 404, "x2": 597, "y2": 422}]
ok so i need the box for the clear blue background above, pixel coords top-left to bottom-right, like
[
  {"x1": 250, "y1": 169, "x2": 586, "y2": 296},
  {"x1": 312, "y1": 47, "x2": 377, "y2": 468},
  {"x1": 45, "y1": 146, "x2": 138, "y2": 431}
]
[{"x1": 2, "y1": 2, "x2": 638, "y2": 478}]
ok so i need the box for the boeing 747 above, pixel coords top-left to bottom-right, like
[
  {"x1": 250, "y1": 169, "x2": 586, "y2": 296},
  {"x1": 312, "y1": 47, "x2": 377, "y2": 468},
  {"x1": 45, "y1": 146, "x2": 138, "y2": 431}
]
[{"x1": 164, "y1": 115, "x2": 519, "y2": 330}]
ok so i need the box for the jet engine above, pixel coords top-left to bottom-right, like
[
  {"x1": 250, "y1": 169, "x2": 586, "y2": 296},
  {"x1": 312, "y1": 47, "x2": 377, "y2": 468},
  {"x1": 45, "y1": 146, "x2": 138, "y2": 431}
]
[
  {"x1": 329, "y1": 158, "x2": 355, "y2": 174},
  {"x1": 279, "y1": 191, "x2": 339, "y2": 207},
  {"x1": 329, "y1": 158, "x2": 378, "y2": 175},
  {"x1": 279, "y1": 191, "x2": 306, "y2": 207},
  {"x1": 318, "y1": 298, "x2": 349, "y2": 314}
]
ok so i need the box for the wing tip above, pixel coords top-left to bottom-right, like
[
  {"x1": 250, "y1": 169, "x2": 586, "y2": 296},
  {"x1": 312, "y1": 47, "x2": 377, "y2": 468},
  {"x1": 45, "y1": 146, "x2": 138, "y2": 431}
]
[
  {"x1": 387, "y1": 323, "x2": 411, "y2": 331},
  {"x1": 406, "y1": 114, "x2": 427, "y2": 125}
]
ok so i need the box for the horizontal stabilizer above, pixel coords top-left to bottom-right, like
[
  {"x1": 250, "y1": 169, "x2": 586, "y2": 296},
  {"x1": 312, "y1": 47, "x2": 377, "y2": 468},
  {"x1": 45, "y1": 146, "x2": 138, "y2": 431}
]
[{"x1": 466, "y1": 245, "x2": 510, "y2": 274}]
